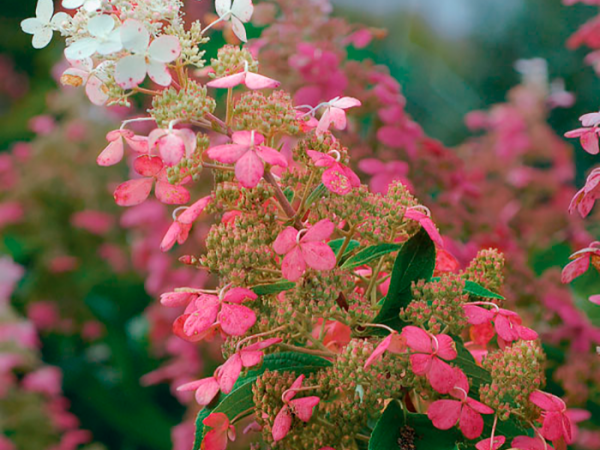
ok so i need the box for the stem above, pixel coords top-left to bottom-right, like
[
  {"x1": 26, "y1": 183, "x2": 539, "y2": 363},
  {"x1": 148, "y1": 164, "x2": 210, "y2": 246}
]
[
  {"x1": 367, "y1": 257, "x2": 386, "y2": 307},
  {"x1": 225, "y1": 87, "x2": 233, "y2": 127},
  {"x1": 132, "y1": 86, "x2": 161, "y2": 96},
  {"x1": 236, "y1": 326, "x2": 287, "y2": 352},
  {"x1": 263, "y1": 170, "x2": 302, "y2": 229},
  {"x1": 355, "y1": 434, "x2": 370, "y2": 442},
  {"x1": 359, "y1": 322, "x2": 396, "y2": 335},
  {"x1": 231, "y1": 408, "x2": 254, "y2": 424},
  {"x1": 205, "y1": 112, "x2": 232, "y2": 136},
  {"x1": 278, "y1": 343, "x2": 333, "y2": 357},
  {"x1": 304, "y1": 332, "x2": 335, "y2": 353},
  {"x1": 294, "y1": 170, "x2": 317, "y2": 220},
  {"x1": 336, "y1": 223, "x2": 357, "y2": 264},
  {"x1": 201, "y1": 162, "x2": 235, "y2": 172},
  {"x1": 490, "y1": 415, "x2": 498, "y2": 450}
]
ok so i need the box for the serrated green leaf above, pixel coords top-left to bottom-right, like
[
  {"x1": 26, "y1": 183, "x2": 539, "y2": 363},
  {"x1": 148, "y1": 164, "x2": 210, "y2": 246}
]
[
  {"x1": 305, "y1": 183, "x2": 328, "y2": 207},
  {"x1": 251, "y1": 280, "x2": 295, "y2": 296},
  {"x1": 369, "y1": 400, "x2": 403, "y2": 450},
  {"x1": 342, "y1": 243, "x2": 403, "y2": 270},
  {"x1": 373, "y1": 228, "x2": 436, "y2": 330},
  {"x1": 192, "y1": 352, "x2": 331, "y2": 450},
  {"x1": 328, "y1": 238, "x2": 361, "y2": 257},
  {"x1": 463, "y1": 280, "x2": 505, "y2": 300}
]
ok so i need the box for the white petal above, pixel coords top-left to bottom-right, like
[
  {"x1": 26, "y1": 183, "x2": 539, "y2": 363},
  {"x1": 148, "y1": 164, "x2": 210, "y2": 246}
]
[
  {"x1": 147, "y1": 61, "x2": 172, "y2": 86},
  {"x1": 114, "y1": 55, "x2": 147, "y2": 90},
  {"x1": 120, "y1": 19, "x2": 150, "y2": 53},
  {"x1": 216, "y1": 0, "x2": 233, "y2": 18},
  {"x1": 36, "y1": 0, "x2": 53, "y2": 23},
  {"x1": 230, "y1": 16, "x2": 247, "y2": 42},
  {"x1": 64, "y1": 37, "x2": 98, "y2": 60},
  {"x1": 32, "y1": 27, "x2": 53, "y2": 49},
  {"x1": 50, "y1": 12, "x2": 70, "y2": 30},
  {"x1": 148, "y1": 35, "x2": 181, "y2": 63},
  {"x1": 86, "y1": 75, "x2": 109, "y2": 105},
  {"x1": 21, "y1": 18, "x2": 43, "y2": 35},
  {"x1": 231, "y1": 0, "x2": 253, "y2": 23},
  {"x1": 62, "y1": 0, "x2": 84, "y2": 9},
  {"x1": 67, "y1": 56, "x2": 92, "y2": 71},
  {"x1": 88, "y1": 15, "x2": 114, "y2": 37},
  {"x1": 83, "y1": 0, "x2": 101, "y2": 11},
  {"x1": 96, "y1": 31, "x2": 123, "y2": 55}
]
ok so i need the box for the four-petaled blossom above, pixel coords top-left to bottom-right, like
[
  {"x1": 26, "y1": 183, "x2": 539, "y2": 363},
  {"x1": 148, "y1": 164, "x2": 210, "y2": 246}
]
[
  {"x1": 272, "y1": 375, "x2": 320, "y2": 442},
  {"x1": 364, "y1": 331, "x2": 406, "y2": 369},
  {"x1": 463, "y1": 304, "x2": 538, "y2": 343},
  {"x1": 202, "y1": 413, "x2": 236, "y2": 450},
  {"x1": 475, "y1": 436, "x2": 506, "y2": 450},
  {"x1": 401, "y1": 326, "x2": 458, "y2": 394},
  {"x1": 316, "y1": 97, "x2": 362, "y2": 135},
  {"x1": 404, "y1": 207, "x2": 444, "y2": 247},
  {"x1": 97, "y1": 129, "x2": 149, "y2": 167},
  {"x1": 273, "y1": 219, "x2": 337, "y2": 281},
  {"x1": 180, "y1": 287, "x2": 257, "y2": 339},
  {"x1": 561, "y1": 241, "x2": 600, "y2": 284},
  {"x1": 113, "y1": 155, "x2": 190, "y2": 206},
  {"x1": 564, "y1": 111, "x2": 600, "y2": 154},
  {"x1": 115, "y1": 19, "x2": 181, "y2": 89},
  {"x1": 206, "y1": 131, "x2": 287, "y2": 188},
  {"x1": 427, "y1": 368, "x2": 494, "y2": 439},
  {"x1": 215, "y1": 0, "x2": 254, "y2": 42},
  {"x1": 21, "y1": 0, "x2": 70, "y2": 49},
  {"x1": 529, "y1": 390, "x2": 572, "y2": 444},
  {"x1": 569, "y1": 168, "x2": 600, "y2": 218},
  {"x1": 61, "y1": 59, "x2": 111, "y2": 106},
  {"x1": 62, "y1": 0, "x2": 101, "y2": 11},
  {"x1": 64, "y1": 15, "x2": 123, "y2": 60},
  {"x1": 149, "y1": 128, "x2": 197, "y2": 167},
  {"x1": 207, "y1": 62, "x2": 280, "y2": 90},
  {"x1": 161, "y1": 195, "x2": 213, "y2": 252},
  {"x1": 306, "y1": 150, "x2": 360, "y2": 195}
]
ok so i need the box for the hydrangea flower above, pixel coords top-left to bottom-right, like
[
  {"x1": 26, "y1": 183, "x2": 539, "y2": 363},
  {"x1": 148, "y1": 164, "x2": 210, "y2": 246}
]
[
  {"x1": 316, "y1": 97, "x2": 361, "y2": 135},
  {"x1": 511, "y1": 436, "x2": 555, "y2": 450},
  {"x1": 273, "y1": 219, "x2": 337, "y2": 281},
  {"x1": 272, "y1": 375, "x2": 320, "y2": 442},
  {"x1": 64, "y1": 15, "x2": 123, "y2": 60},
  {"x1": 160, "y1": 196, "x2": 212, "y2": 252},
  {"x1": 364, "y1": 331, "x2": 406, "y2": 369},
  {"x1": 569, "y1": 168, "x2": 600, "y2": 218},
  {"x1": 404, "y1": 207, "x2": 444, "y2": 247},
  {"x1": 306, "y1": 150, "x2": 360, "y2": 195},
  {"x1": 61, "y1": 59, "x2": 111, "y2": 106},
  {"x1": 529, "y1": 391, "x2": 572, "y2": 444},
  {"x1": 564, "y1": 111, "x2": 600, "y2": 154},
  {"x1": 463, "y1": 304, "x2": 538, "y2": 343},
  {"x1": 202, "y1": 413, "x2": 236, "y2": 450},
  {"x1": 206, "y1": 62, "x2": 280, "y2": 90},
  {"x1": 21, "y1": 0, "x2": 70, "y2": 49},
  {"x1": 561, "y1": 241, "x2": 600, "y2": 284},
  {"x1": 215, "y1": 0, "x2": 254, "y2": 42},
  {"x1": 97, "y1": 129, "x2": 149, "y2": 167},
  {"x1": 62, "y1": 0, "x2": 101, "y2": 11},
  {"x1": 115, "y1": 19, "x2": 181, "y2": 90},
  {"x1": 148, "y1": 128, "x2": 196, "y2": 167}
]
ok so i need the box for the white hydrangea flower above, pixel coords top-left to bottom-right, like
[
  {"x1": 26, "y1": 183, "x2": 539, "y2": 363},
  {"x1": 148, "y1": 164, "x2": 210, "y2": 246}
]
[
  {"x1": 62, "y1": 0, "x2": 101, "y2": 12},
  {"x1": 64, "y1": 15, "x2": 123, "y2": 60},
  {"x1": 114, "y1": 19, "x2": 181, "y2": 90},
  {"x1": 215, "y1": 0, "x2": 254, "y2": 42},
  {"x1": 21, "y1": 0, "x2": 70, "y2": 49},
  {"x1": 61, "y1": 58, "x2": 111, "y2": 105}
]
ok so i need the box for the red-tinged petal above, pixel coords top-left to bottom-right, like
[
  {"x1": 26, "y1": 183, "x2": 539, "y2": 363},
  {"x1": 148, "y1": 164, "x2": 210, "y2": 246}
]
[
  {"x1": 124, "y1": 135, "x2": 149, "y2": 153},
  {"x1": 331, "y1": 97, "x2": 362, "y2": 109},
  {"x1": 232, "y1": 131, "x2": 265, "y2": 146},
  {"x1": 289, "y1": 396, "x2": 320, "y2": 422},
  {"x1": 475, "y1": 436, "x2": 506, "y2": 450},
  {"x1": 217, "y1": 353, "x2": 242, "y2": 394},
  {"x1": 317, "y1": 108, "x2": 332, "y2": 135},
  {"x1": 223, "y1": 287, "x2": 257, "y2": 304},
  {"x1": 97, "y1": 139, "x2": 124, "y2": 166},
  {"x1": 329, "y1": 107, "x2": 347, "y2": 130},
  {"x1": 178, "y1": 195, "x2": 212, "y2": 224},
  {"x1": 235, "y1": 149, "x2": 264, "y2": 188},
  {"x1": 302, "y1": 219, "x2": 335, "y2": 243},
  {"x1": 435, "y1": 334, "x2": 457, "y2": 360},
  {"x1": 581, "y1": 131, "x2": 600, "y2": 155},
  {"x1": 529, "y1": 391, "x2": 565, "y2": 412},
  {"x1": 541, "y1": 412, "x2": 569, "y2": 441},
  {"x1": 134, "y1": 155, "x2": 164, "y2": 177},
  {"x1": 449, "y1": 367, "x2": 470, "y2": 398},
  {"x1": 272, "y1": 406, "x2": 293, "y2": 442},
  {"x1": 239, "y1": 350, "x2": 263, "y2": 367},
  {"x1": 512, "y1": 436, "x2": 551, "y2": 450},
  {"x1": 428, "y1": 357, "x2": 457, "y2": 394},
  {"x1": 195, "y1": 378, "x2": 220, "y2": 406},
  {"x1": 427, "y1": 399, "x2": 461, "y2": 430},
  {"x1": 561, "y1": 256, "x2": 590, "y2": 284},
  {"x1": 114, "y1": 178, "x2": 153, "y2": 206},
  {"x1": 160, "y1": 221, "x2": 182, "y2": 252},
  {"x1": 243, "y1": 337, "x2": 283, "y2": 352},
  {"x1": 466, "y1": 397, "x2": 494, "y2": 415},
  {"x1": 207, "y1": 72, "x2": 246, "y2": 89},
  {"x1": 177, "y1": 378, "x2": 209, "y2": 392},
  {"x1": 517, "y1": 325, "x2": 538, "y2": 341},
  {"x1": 219, "y1": 303, "x2": 256, "y2": 336},
  {"x1": 273, "y1": 227, "x2": 299, "y2": 255},
  {"x1": 203, "y1": 413, "x2": 230, "y2": 450},
  {"x1": 281, "y1": 246, "x2": 306, "y2": 282},
  {"x1": 155, "y1": 180, "x2": 190, "y2": 205},
  {"x1": 255, "y1": 145, "x2": 288, "y2": 167},
  {"x1": 306, "y1": 150, "x2": 335, "y2": 168},
  {"x1": 494, "y1": 313, "x2": 520, "y2": 343},
  {"x1": 206, "y1": 144, "x2": 248, "y2": 164},
  {"x1": 183, "y1": 295, "x2": 220, "y2": 337},
  {"x1": 284, "y1": 375, "x2": 305, "y2": 402},
  {"x1": 157, "y1": 133, "x2": 185, "y2": 166},
  {"x1": 160, "y1": 291, "x2": 195, "y2": 307},
  {"x1": 463, "y1": 305, "x2": 496, "y2": 325},
  {"x1": 402, "y1": 326, "x2": 433, "y2": 353},
  {"x1": 564, "y1": 128, "x2": 587, "y2": 138},
  {"x1": 322, "y1": 166, "x2": 355, "y2": 195},
  {"x1": 244, "y1": 72, "x2": 281, "y2": 90},
  {"x1": 173, "y1": 314, "x2": 210, "y2": 342},
  {"x1": 364, "y1": 334, "x2": 392, "y2": 369},
  {"x1": 459, "y1": 404, "x2": 485, "y2": 440},
  {"x1": 301, "y1": 241, "x2": 336, "y2": 272},
  {"x1": 409, "y1": 353, "x2": 432, "y2": 375}
]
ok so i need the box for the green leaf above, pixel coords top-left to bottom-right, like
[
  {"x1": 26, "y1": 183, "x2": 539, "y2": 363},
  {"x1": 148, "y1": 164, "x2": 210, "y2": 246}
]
[
  {"x1": 251, "y1": 280, "x2": 295, "y2": 296},
  {"x1": 305, "y1": 183, "x2": 328, "y2": 207},
  {"x1": 369, "y1": 400, "x2": 403, "y2": 450},
  {"x1": 401, "y1": 413, "x2": 461, "y2": 450},
  {"x1": 192, "y1": 352, "x2": 331, "y2": 450},
  {"x1": 328, "y1": 238, "x2": 361, "y2": 257},
  {"x1": 373, "y1": 228, "x2": 436, "y2": 330},
  {"x1": 283, "y1": 187, "x2": 295, "y2": 203},
  {"x1": 342, "y1": 243, "x2": 403, "y2": 270},
  {"x1": 463, "y1": 280, "x2": 505, "y2": 300},
  {"x1": 453, "y1": 337, "x2": 491, "y2": 395}
]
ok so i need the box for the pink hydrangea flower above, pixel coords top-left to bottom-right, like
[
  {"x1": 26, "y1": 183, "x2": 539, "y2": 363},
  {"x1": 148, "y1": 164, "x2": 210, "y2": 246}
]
[
  {"x1": 463, "y1": 304, "x2": 538, "y2": 343},
  {"x1": 404, "y1": 207, "x2": 444, "y2": 247},
  {"x1": 427, "y1": 368, "x2": 494, "y2": 439},
  {"x1": 161, "y1": 195, "x2": 212, "y2": 252},
  {"x1": 148, "y1": 127, "x2": 196, "y2": 167},
  {"x1": 564, "y1": 111, "x2": 600, "y2": 154},
  {"x1": 273, "y1": 219, "x2": 337, "y2": 281},
  {"x1": 206, "y1": 131, "x2": 287, "y2": 188},
  {"x1": 98, "y1": 128, "x2": 150, "y2": 166},
  {"x1": 306, "y1": 150, "x2": 360, "y2": 195},
  {"x1": 358, "y1": 159, "x2": 412, "y2": 194},
  {"x1": 22, "y1": 366, "x2": 62, "y2": 396},
  {"x1": 476, "y1": 436, "x2": 506, "y2": 450},
  {"x1": 202, "y1": 413, "x2": 236, "y2": 450},
  {"x1": 316, "y1": 97, "x2": 361, "y2": 135},
  {"x1": 561, "y1": 241, "x2": 600, "y2": 284},
  {"x1": 113, "y1": 155, "x2": 190, "y2": 206},
  {"x1": 207, "y1": 62, "x2": 280, "y2": 90},
  {"x1": 529, "y1": 390, "x2": 572, "y2": 444},
  {"x1": 401, "y1": 326, "x2": 458, "y2": 394},
  {"x1": 364, "y1": 331, "x2": 406, "y2": 369},
  {"x1": 272, "y1": 375, "x2": 320, "y2": 442},
  {"x1": 511, "y1": 436, "x2": 554, "y2": 450},
  {"x1": 569, "y1": 168, "x2": 600, "y2": 218}
]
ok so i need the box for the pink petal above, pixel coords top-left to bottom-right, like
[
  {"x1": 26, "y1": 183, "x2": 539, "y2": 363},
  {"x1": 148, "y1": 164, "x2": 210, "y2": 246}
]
[
  {"x1": 427, "y1": 357, "x2": 457, "y2": 394},
  {"x1": 564, "y1": 128, "x2": 587, "y2": 138},
  {"x1": 300, "y1": 241, "x2": 337, "y2": 271},
  {"x1": 409, "y1": 353, "x2": 432, "y2": 375},
  {"x1": 155, "y1": 180, "x2": 190, "y2": 205},
  {"x1": 517, "y1": 325, "x2": 538, "y2": 341},
  {"x1": 206, "y1": 143, "x2": 248, "y2": 164},
  {"x1": 463, "y1": 305, "x2": 496, "y2": 325},
  {"x1": 328, "y1": 107, "x2": 347, "y2": 130},
  {"x1": 284, "y1": 375, "x2": 305, "y2": 402},
  {"x1": 232, "y1": 131, "x2": 265, "y2": 146},
  {"x1": 195, "y1": 378, "x2": 220, "y2": 406},
  {"x1": 561, "y1": 256, "x2": 590, "y2": 284},
  {"x1": 219, "y1": 303, "x2": 256, "y2": 336},
  {"x1": 114, "y1": 178, "x2": 153, "y2": 206},
  {"x1": 217, "y1": 353, "x2": 242, "y2": 394},
  {"x1": 160, "y1": 292, "x2": 195, "y2": 307},
  {"x1": 459, "y1": 405, "x2": 485, "y2": 440},
  {"x1": 97, "y1": 139, "x2": 124, "y2": 166},
  {"x1": 316, "y1": 108, "x2": 332, "y2": 135},
  {"x1": 183, "y1": 295, "x2": 220, "y2": 337},
  {"x1": 476, "y1": 436, "x2": 506, "y2": 450},
  {"x1": 273, "y1": 227, "x2": 299, "y2": 255},
  {"x1": 255, "y1": 146, "x2": 288, "y2": 167},
  {"x1": 239, "y1": 350, "x2": 263, "y2": 367},
  {"x1": 281, "y1": 246, "x2": 307, "y2": 281},
  {"x1": 589, "y1": 294, "x2": 600, "y2": 305},
  {"x1": 541, "y1": 412, "x2": 570, "y2": 442},
  {"x1": 466, "y1": 397, "x2": 494, "y2": 415},
  {"x1": 306, "y1": 150, "x2": 335, "y2": 168},
  {"x1": 402, "y1": 326, "x2": 433, "y2": 353},
  {"x1": 364, "y1": 334, "x2": 392, "y2": 369},
  {"x1": 235, "y1": 149, "x2": 264, "y2": 188},
  {"x1": 581, "y1": 131, "x2": 600, "y2": 155},
  {"x1": 301, "y1": 219, "x2": 335, "y2": 243},
  {"x1": 511, "y1": 436, "x2": 549, "y2": 450},
  {"x1": 157, "y1": 133, "x2": 185, "y2": 166},
  {"x1": 244, "y1": 72, "x2": 281, "y2": 90},
  {"x1": 124, "y1": 135, "x2": 149, "y2": 153},
  {"x1": 494, "y1": 314, "x2": 520, "y2": 343},
  {"x1": 427, "y1": 399, "x2": 461, "y2": 430},
  {"x1": 178, "y1": 195, "x2": 212, "y2": 224},
  {"x1": 434, "y1": 334, "x2": 457, "y2": 360},
  {"x1": 272, "y1": 405, "x2": 293, "y2": 442},
  {"x1": 223, "y1": 287, "x2": 257, "y2": 304},
  {"x1": 331, "y1": 97, "x2": 362, "y2": 109},
  {"x1": 242, "y1": 337, "x2": 282, "y2": 354},
  {"x1": 203, "y1": 413, "x2": 230, "y2": 450},
  {"x1": 322, "y1": 165, "x2": 356, "y2": 195},
  {"x1": 529, "y1": 391, "x2": 565, "y2": 412},
  {"x1": 160, "y1": 221, "x2": 182, "y2": 252},
  {"x1": 377, "y1": 126, "x2": 405, "y2": 148},
  {"x1": 289, "y1": 396, "x2": 320, "y2": 422},
  {"x1": 358, "y1": 158, "x2": 385, "y2": 175},
  {"x1": 134, "y1": 155, "x2": 164, "y2": 177},
  {"x1": 207, "y1": 72, "x2": 247, "y2": 89}
]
